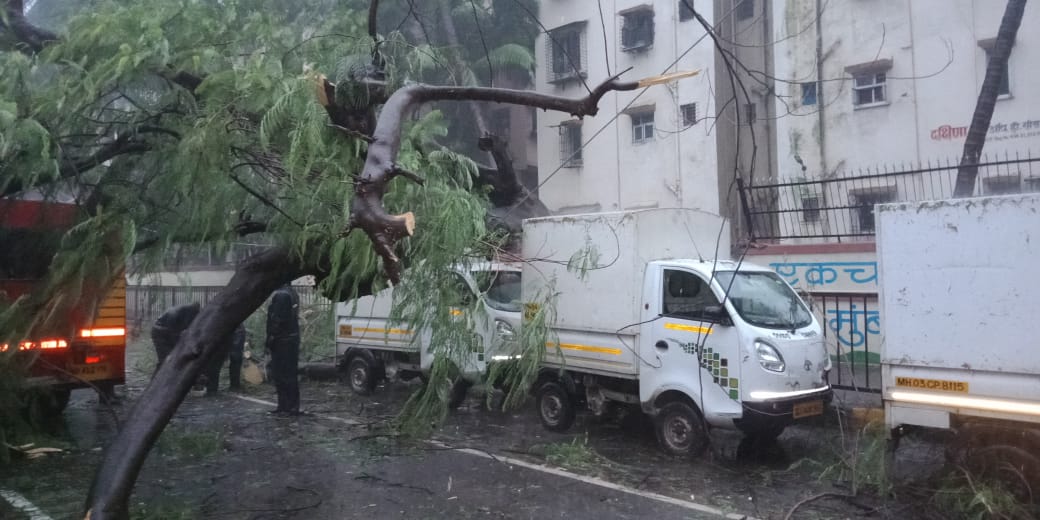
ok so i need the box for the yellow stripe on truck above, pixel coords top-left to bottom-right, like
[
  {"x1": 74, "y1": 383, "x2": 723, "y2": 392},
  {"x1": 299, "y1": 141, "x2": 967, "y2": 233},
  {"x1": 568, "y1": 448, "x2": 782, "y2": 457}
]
[
  {"x1": 664, "y1": 323, "x2": 713, "y2": 335},
  {"x1": 546, "y1": 342, "x2": 622, "y2": 356},
  {"x1": 347, "y1": 327, "x2": 412, "y2": 336}
]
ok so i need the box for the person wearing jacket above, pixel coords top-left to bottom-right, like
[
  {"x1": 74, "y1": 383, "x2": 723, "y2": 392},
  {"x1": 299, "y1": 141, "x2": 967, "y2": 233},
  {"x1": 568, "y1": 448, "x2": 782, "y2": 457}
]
[
  {"x1": 204, "y1": 323, "x2": 246, "y2": 395},
  {"x1": 151, "y1": 302, "x2": 201, "y2": 371},
  {"x1": 266, "y1": 284, "x2": 300, "y2": 415}
]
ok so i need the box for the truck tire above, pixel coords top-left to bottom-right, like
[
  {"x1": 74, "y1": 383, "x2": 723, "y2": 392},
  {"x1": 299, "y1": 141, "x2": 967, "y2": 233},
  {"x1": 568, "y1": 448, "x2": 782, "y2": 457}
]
[
  {"x1": 346, "y1": 356, "x2": 378, "y2": 395},
  {"x1": 654, "y1": 401, "x2": 708, "y2": 457},
  {"x1": 537, "y1": 381, "x2": 576, "y2": 432}
]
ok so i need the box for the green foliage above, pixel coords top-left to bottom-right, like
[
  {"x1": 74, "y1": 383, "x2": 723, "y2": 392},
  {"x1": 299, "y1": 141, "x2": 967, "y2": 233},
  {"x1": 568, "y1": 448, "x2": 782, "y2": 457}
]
[
  {"x1": 1, "y1": 0, "x2": 540, "y2": 442},
  {"x1": 934, "y1": 471, "x2": 1034, "y2": 520},
  {"x1": 544, "y1": 434, "x2": 599, "y2": 471}
]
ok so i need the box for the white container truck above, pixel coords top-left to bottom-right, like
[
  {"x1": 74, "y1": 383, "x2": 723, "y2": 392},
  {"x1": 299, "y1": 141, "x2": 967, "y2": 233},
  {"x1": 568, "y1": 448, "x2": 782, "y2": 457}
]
[
  {"x1": 521, "y1": 209, "x2": 832, "y2": 455},
  {"x1": 879, "y1": 194, "x2": 1040, "y2": 487},
  {"x1": 334, "y1": 262, "x2": 522, "y2": 405}
]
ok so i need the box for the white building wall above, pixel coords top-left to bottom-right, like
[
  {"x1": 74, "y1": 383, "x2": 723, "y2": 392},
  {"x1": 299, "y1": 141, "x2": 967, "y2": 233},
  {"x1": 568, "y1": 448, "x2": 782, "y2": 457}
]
[
  {"x1": 771, "y1": 0, "x2": 1040, "y2": 184},
  {"x1": 535, "y1": 1, "x2": 721, "y2": 215}
]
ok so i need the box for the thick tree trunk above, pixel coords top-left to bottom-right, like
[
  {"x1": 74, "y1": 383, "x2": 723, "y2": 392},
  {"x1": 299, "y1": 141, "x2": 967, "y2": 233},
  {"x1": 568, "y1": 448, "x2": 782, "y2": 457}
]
[
  {"x1": 952, "y1": 0, "x2": 1027, "y2": 197},
  {"x1": 83, "y1": 247, "x2": 307, "y2": 519}
]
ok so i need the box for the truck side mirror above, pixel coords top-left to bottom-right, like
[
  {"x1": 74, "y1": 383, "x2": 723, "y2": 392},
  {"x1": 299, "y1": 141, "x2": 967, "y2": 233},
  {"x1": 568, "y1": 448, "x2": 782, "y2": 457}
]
[{"x1": 703, "y1": 305, "x2": 732, "y2": 326}]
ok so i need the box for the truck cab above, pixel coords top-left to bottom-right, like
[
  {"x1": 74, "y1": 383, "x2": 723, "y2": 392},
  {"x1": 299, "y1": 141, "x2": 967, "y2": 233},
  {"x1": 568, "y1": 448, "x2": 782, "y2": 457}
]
[
  {"x1": 335, "y1": 262, "x2": 521, "y2": 403},
  {"x1": 641, "y1": 261, "x2": 831, "y2": 437}
]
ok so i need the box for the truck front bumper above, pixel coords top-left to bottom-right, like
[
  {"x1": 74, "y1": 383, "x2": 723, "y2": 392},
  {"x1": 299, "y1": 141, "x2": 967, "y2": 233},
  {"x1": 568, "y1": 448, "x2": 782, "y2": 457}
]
[{"x1": 735, "y1": 386, "x2": 833, "y2": 432}]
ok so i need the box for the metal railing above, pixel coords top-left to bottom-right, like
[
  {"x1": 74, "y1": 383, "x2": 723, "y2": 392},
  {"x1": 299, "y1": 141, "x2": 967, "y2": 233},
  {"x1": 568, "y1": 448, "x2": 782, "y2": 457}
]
[
  {"x1": 738, "y1": 151, "x2": 1040, "y2": 241},
  {"x1": 806, "y1": 291, "x2": 881, "y2": 393}
]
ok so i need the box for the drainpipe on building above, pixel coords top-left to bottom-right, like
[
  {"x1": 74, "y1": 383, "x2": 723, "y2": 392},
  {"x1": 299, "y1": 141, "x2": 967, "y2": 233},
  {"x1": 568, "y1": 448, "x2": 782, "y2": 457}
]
[{"x1": 814, "y1": 0, "x2": 830, "y2": 237}]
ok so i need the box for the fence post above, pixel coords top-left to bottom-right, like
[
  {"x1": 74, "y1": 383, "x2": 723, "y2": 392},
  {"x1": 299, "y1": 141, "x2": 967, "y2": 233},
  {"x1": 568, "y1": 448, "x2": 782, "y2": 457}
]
[{"x1": 736, "y1": 177, "x2": 756, "y2": 241}]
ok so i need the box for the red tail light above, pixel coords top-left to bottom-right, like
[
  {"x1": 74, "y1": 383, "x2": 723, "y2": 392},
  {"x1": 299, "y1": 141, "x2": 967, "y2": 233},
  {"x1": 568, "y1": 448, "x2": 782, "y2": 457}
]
[
  {"x1": 0, "y1": 339, "x2": 69, "y2": 351},
  {"x1": 85, "y1": 355, "x2": 102, "y2": 364},
  {"x1": 80, "y1": 328, "x2": 125, "y2": 338}
]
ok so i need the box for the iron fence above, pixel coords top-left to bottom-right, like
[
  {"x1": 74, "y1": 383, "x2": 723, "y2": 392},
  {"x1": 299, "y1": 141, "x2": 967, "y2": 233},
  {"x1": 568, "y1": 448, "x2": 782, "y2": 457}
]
[
  {"x1": 806, "y1": 291, "x2": 882, "y2": 393},
  {"x1": 738, "y1": 151, "x2": 1040, "y2": 241}
]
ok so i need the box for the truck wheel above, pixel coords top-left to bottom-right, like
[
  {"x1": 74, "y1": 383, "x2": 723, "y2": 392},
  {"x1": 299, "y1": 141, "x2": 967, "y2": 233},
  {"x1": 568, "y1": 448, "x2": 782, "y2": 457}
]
[
  {"x1": 346, "y1": 356, "x2": 378, "y2": 395},
  {"x1": 537, "y1": 381, "x2": 575, "y2": 432},
  {"x1": 654, "y1": 401, "x2": 708, "y2": 457}
]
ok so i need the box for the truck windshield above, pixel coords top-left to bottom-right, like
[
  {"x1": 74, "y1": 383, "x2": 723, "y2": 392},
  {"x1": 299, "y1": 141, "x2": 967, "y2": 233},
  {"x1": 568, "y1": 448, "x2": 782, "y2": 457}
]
[
  {"x1": 714, "y1": 271, "x2": 813, "y2": 330},
  {"x1": 482, "y1": 271, "x2": 521, "y2": 312}
]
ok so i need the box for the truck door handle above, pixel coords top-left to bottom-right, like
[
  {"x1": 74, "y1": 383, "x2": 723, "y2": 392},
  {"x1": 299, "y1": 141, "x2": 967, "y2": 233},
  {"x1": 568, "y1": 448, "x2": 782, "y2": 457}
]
[{"x1": 655, "y1": 340, "x2": 668, "y2": 350}]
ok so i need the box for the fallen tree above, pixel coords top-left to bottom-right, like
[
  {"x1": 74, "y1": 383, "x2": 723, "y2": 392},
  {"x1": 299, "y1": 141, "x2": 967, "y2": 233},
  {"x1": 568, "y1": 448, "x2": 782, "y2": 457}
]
[{"x1": 3, "y1": 1, "x2": 637, "y2": 517}]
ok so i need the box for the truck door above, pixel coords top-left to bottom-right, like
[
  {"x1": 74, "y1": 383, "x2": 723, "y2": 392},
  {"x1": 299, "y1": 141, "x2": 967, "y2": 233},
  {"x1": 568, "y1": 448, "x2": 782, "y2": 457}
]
[
  {"x1": 643, "y1": 268, "x2": 743, "y2": 426},
  {"x1": 421, "y1": 271, "x2": 486, "y2": 378}
]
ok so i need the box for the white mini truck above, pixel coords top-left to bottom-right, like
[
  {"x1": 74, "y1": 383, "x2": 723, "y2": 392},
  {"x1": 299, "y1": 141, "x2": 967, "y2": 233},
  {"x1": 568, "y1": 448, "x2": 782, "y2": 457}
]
[
  {"x1": 880, "y1": 194, "x2": 1040, "y2": 488},
  {"x1": 334, "y1": 262, "x2": 522, "y2": 405},
  {"x1": 522, "y1": 209, "x2": 832, "y2": 455}
]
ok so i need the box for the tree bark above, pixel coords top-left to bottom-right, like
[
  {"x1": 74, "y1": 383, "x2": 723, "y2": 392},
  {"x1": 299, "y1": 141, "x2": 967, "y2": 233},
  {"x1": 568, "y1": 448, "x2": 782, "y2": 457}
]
[
  {"x1": 83, "y1": 247, "x2": 308, "y2": 519},
  {"x1": 952, "y1": 0, "x2": 1027, "y2": 197}
]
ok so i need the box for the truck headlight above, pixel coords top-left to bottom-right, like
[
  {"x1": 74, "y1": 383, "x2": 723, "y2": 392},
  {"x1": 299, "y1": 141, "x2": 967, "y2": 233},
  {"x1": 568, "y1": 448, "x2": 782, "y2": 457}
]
[
  {"x1": 755, "y1": 341, "x2": 786, "y2": 373},
  {"x1": 494, "y1": 320, "x2": 515, "y2": 341}
]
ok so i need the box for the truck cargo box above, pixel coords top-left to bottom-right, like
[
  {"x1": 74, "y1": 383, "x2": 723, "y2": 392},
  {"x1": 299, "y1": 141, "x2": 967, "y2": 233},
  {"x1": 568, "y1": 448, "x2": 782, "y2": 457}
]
[
  {"x1": 521, "y1": 209, "x2": 729, "y2": 376},
  {"x1": 879, "y1": 194, "x2": 1040, "y2": 428}
]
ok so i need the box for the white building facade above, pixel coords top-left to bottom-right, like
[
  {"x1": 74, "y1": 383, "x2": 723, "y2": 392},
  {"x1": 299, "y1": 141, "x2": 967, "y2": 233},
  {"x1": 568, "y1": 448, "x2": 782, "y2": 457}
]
[
  {"x1": 534, "y1": 1, "x2": 729, "y2": 215},
  {"x1": 767, "y1": 0, "x2": 1040, "y2": 238}
]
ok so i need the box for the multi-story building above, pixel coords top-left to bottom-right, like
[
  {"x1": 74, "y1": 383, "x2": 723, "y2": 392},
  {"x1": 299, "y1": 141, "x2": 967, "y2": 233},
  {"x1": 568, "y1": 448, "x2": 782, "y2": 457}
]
[{"x1": 535, "y1": 0, "x2": 773, "y2": 217}]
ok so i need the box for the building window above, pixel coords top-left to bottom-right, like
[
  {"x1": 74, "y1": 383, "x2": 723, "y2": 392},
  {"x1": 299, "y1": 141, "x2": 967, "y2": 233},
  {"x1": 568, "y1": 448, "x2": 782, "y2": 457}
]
[
  {"x1": 560, "y1": 121, "x2": 583, "y2": 167},
  {"x1": 801, "y1": 82, "x2": 818, "y2": 105},
  {"x1": 852, "y1": 72, "x2": 886, "y2": 107},
  {"x1": 681, "y1": 103, "x2": 698, "y2": 127},
  {"x1": 801, "y1": 196, "x2": 820, "y2": 223},
  {"x1": 679, "y1": 0, "x2": 695, "y2": 21},
  {"x1": 621, "y1": 8, "x2": 654, "y2": 52},
  {"x1": 852, "y1": 191, "x2": 895, "y2": 233},
  {"x1": 736, "y1": 0, "x2": 754, "y2": 20},
  {"x1": 631, "y1": 111, "x2": 655, "y2": 143},
  {"x1": 744, "y1": 102, "x2": 757, "y2": 124},
  {"x1": 984, "y1": 48, "x2": 1011, "y2": 97},
  {"x1": 549, "y1": 23, "x2": 585, "y2": 83}
]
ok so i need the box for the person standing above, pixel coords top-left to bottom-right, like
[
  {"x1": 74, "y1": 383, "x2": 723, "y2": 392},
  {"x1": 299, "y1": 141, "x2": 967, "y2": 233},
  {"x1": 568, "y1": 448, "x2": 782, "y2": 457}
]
[
  {"x1": 150, "y1": 302, "x2": 201, "y2": 372},
  {"x1": 204, "y1": 323, "x2": 246, "y2": 396},
  {"x1": 266, "y1": 284, "x2": 300, "y2": 415}
]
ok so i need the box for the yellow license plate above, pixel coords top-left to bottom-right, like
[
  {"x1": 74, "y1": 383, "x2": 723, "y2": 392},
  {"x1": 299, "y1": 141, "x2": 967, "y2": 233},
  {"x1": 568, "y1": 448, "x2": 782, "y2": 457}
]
[
  {"x1": 68, "y1": 363, "x2": 111, "y2": 380},
  {"x1": 793, "y1": 400, "x2": 824, "y2": 419},
  {"x1": 894, "y1": 377, "x2": 969, "y2": 393}
]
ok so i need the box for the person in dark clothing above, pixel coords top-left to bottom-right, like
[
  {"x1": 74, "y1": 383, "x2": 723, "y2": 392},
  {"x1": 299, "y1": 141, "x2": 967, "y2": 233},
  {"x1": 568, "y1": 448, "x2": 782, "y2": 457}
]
[
  {"x1": 204, "y1": 323, "x2": 246, "y2": 395},
  {"x1": 266, "y1": 284, "x2": 300, "y2": 415},
  {"x1": 151, "y1": 302, "x2": 201, "y2": 371}
]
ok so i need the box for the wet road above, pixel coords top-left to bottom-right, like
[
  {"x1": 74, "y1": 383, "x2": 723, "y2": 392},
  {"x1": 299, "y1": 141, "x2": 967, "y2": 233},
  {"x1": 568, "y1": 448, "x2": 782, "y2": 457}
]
[{"x1": 0, "y1": 341, "x2": 943, "y2": 519}]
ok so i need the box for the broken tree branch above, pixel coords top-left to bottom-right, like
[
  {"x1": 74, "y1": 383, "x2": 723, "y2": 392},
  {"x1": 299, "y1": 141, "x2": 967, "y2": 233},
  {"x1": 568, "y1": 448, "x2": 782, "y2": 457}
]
[{"x1": 348, "y1": 75, "x2": 637, "y2": 283}]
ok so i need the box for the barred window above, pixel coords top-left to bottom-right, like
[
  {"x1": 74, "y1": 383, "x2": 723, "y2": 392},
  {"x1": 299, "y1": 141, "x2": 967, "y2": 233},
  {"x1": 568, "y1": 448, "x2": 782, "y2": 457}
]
[
  {"x1": 621, "y1": 8, "x2": 654, "y2": 51},
  {"x1": 549, "y1": 23, "x2": 586, "y2": 83},
  {"x1": 560, "y1": 122, "x2": 583, "y2": 167},
  {"x1": 681, "y1": 103, "x2": 698, "y2": 127}
]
